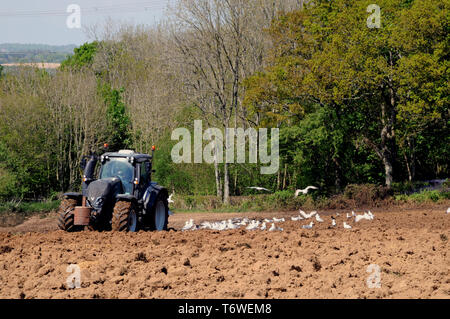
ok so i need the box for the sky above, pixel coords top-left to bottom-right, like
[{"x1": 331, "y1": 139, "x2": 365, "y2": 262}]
[{"x1": 0, "y1": 0, "x2": 174, "y2": 45}]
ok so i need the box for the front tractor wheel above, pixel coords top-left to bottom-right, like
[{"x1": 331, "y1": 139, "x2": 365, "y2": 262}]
[
  {"x1": 150, "y1": 195, "x2": 168, "y2": 231},
  {"x1": 57, "y1": 198, "x2": 83, "y2": 232},
  {"x1": 112, "y1": 201, "x2": 138, "y2": 232}
]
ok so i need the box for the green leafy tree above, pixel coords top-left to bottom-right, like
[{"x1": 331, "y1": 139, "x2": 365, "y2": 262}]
[
  {"x1": 100, "y1": 84, "x2": 132, "y2": 151},
  {"x1": 60, "y1": 42, "x2": 99, "y2": 70},
  {"x1": 245, "y1": 0, "x2": 449, "y2": 187}
]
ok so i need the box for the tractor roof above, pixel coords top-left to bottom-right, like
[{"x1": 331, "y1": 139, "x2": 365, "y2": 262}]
[{"x1": 102, "y1": 150, "x2": 152, "y2": 162}]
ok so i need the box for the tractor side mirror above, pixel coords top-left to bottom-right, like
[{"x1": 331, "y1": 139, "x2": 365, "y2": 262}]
[{"x1": 80, "y1": 157, "x2": 87, "y2": 171}]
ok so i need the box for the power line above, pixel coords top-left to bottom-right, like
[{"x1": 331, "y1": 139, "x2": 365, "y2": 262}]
[{"x1": 0, "y1": 1, "x2": 171, "y2": 18}]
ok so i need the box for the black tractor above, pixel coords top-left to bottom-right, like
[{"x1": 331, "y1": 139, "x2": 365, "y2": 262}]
[{"x1": 57, "y1": 149, "x2": 169, "y2": 232}]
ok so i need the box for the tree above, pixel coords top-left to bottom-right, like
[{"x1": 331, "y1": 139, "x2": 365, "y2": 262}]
[
  {"x1": 244, "y1": 0, "x2": 449, "y2": 187},
  {"x1": 60, "y1": 42, "x2": 99, "y2": 70},
  {"x1": 169, "y1": 0, "x2": 301, "y2": 203},
  {"x1": 101, "y1": 84, "x2": 132, "y2": 151}
]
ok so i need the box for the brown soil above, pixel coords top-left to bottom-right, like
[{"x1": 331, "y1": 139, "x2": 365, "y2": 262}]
[{"x1": 0, "y1": 207, "x2": 449, "y2": 299}]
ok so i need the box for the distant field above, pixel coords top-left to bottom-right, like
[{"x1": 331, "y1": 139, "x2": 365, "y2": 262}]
[{"x1": 1, "y1": 62, "x2": 60, "y2": 69}]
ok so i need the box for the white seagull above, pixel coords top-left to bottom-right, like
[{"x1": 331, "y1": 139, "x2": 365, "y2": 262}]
[
  {"x1": 226, "y1": 219, "x2": 239, "y2": 230},
  {"x1": 260, "y1": 222, "x2": 267, "y2": 231},
  {"x1": 295, "y1": 186, "x2": 319, "y2": 197},
  {"x1": 331, "y1": 217, "x2": 337, "y2": 227},
  {"x1": 355, "y1": 213, "x2": 368, "y2": 223},
  {"x1": 315, "y1": 214, "x2": 324, "y2": 223},
  {"x1": 291, "y1": 215, "x2": 303, "y2": 221},
  {"x1": 446, "y1": 207, "x2": 450, "y2": 214},
  {"x1": 168, "y1": 193, "x2": 175, "y2": 204},
  {"x1": 273, "y1": 217, "x2": 285, "y2": 223},
  {"x1": 246, "y1": 220, "x2": 260, "y2": 231},
  {"x1": 182, "y1": 219, "x2": 195, "y2": 231},
  {"x1": 247, "y1": 187, "x2": 271, "y2": 193},
  {"x1": 299, "y1": 210, "x2": 317, "y2": 219},
  {"x1": 302, "y1": 221, "x2": 314, "y2": 229},
  {"x1": 343, "y1": 222, "x2": 352, "y2": 229}
]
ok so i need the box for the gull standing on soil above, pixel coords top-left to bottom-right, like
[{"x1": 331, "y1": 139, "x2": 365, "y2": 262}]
[
  {"x1": 331, "y1": 217, "x2": 337, "y2": 227},
  {"x1": 182, "y1": 219, "x2": 195, "y2": 231},
  {"x1": 446, "y1": 207, "x2": 450, "y2": 214},
  {"x1": 227, "y1": 219, "x2": 239, "y2": 230},
  {"x1": 246, "y1": 220, "x2": 260, "y2": 231},
  {"x1": 269, "y1": 223, "x2": 283, "y2": 232},
  {"x1": 260, "y1": 222, "x2": 267, "y2": 231},
  {"x1": 273, "y1": 217, "x2": 285, "y2": 223},
  {"x1": 291, "y1": 215, "x2": 303, "y2": 221},
  {"x1": 302, "y1": 221, "x2": 314, "y2": 229},
  {"x1": 295, "y1": 186, "x2": 319, "y2": 197},
  {"x1": 343, "y1": 222, "x2": 352, "y2": 229},
  {"x1": 315, "y1": 214, "x2": 324, "y2": 223}
]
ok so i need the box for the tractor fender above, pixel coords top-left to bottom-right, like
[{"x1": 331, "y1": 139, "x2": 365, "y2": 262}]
[
  {"x1": 63, "y1": 192, "x2": 82, "y2": 202},
  {"x1": 143, "y1": 182, "x2": 168, "y2": 211},
  {"x1": 116, "y1": 194, "x2": 138, "y2": 203}
]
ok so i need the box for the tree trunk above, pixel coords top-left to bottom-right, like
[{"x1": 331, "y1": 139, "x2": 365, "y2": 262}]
[
  {"x1": 213, "y1": 141, "x2": 222, "y2": 199},
  {"x1": 223, "y1": 162, "x2": 230, "y2": 205},
  {"x1": 223, "y1": 129, "x2": 230, "y2": 204},
  {"x1": 380, "y1": 87, "x2": 397, "y2": 188}
]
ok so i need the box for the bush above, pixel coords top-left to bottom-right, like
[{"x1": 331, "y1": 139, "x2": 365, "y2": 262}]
[
  {"x1": 394, "y1": 190, "x2": 450, "y2": 203},
  {"x1": 344, "y1": 184, "x2": 391, "y2": 206}
]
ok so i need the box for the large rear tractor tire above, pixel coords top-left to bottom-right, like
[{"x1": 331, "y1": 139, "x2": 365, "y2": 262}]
[
  {"x1": 111, "y1": 201, "x2": 138, "y2": 232},
  {"x1": 150, "y1": 194, "x2": 168, "y2": 231},
  {"x1": 57, "y1": 198, "x2": 83, "y2": 232}
]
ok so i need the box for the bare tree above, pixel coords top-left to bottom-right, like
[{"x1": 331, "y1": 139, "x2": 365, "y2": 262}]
[{"x1": 168, "y1": 0, "x2": 300, "y2": 203}]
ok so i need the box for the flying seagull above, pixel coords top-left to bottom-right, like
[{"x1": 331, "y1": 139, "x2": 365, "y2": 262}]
[
  {"x1": 168, "y1": 193, "x2": 174, "y2": 204},
  {"x1": 295, "y1": 186, "x2": 319, "y2": 197},
  {"x1": 299, "y1": 210, "x2": 317, "y2": 219},
  {"x1": 247, "y1": 187, "x2": 271, "y2": 192}
]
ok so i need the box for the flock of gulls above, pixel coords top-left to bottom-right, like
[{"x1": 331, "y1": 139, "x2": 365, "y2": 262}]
[
  {"x1": 175, "y1": 184, "x2": 450, "y2": 232},
  {"x1": 181, "y1": 209, "x2": 376, "y2": 232}
]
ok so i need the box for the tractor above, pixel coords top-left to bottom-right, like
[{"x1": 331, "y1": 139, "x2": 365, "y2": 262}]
[{"x1": 57, "y1": 148, "x2": 169, "y2": 232}]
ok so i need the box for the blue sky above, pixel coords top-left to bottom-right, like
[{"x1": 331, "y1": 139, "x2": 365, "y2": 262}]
[{"x1": 0, "y1": 0, "x2": 173, "y2": 45}]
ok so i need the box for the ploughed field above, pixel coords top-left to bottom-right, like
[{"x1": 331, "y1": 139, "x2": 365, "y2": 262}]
[{"x1": 0, "y1": 207, "x2": 449, "y2": 299}]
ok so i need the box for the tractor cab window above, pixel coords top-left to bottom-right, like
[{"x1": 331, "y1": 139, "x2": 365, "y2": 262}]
[
  {"x1": 140, "y1": 162, "x2": 149, "y2": 185},
  {"x1": 100, "y1": 158, "x2": 134, "y2": 194}
]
